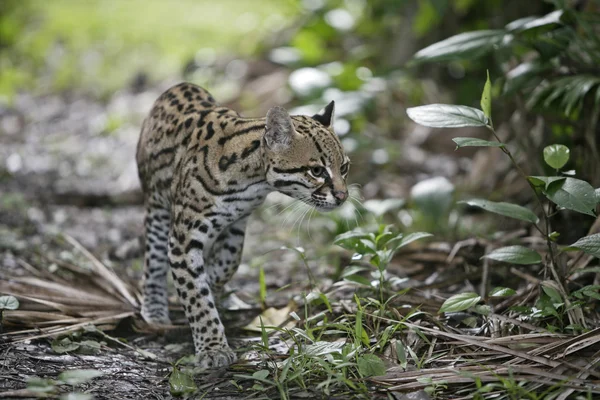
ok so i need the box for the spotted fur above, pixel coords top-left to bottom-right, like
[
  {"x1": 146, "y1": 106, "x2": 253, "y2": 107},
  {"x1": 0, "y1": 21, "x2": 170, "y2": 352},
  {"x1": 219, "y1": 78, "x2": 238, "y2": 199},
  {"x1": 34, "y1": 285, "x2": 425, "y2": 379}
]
[{"x1": 136, "y1": 82, "x2": 349, "y2": 368}]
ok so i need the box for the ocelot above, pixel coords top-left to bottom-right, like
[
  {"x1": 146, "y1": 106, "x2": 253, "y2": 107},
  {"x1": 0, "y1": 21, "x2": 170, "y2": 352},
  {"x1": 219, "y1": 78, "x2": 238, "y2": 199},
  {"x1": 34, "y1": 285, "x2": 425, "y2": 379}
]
[{"x1": 136, "y1": 82, "x2": 350, "y2": 368}]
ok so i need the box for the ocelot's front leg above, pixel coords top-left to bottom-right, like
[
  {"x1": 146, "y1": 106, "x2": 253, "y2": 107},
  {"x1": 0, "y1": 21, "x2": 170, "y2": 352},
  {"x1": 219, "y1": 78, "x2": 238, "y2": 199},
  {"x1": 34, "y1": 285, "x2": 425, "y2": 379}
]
[
  {"x1": 168, "y1": 218, "x2": 236, "y2": 368},
  {"x1": 206, "y1": 217, "x2": 248, "y2": 297}
]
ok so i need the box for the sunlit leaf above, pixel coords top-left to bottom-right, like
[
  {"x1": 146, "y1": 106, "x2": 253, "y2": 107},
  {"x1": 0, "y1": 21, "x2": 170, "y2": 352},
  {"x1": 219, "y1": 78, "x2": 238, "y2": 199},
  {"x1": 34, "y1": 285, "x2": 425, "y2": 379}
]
[
  {"x1": 480, "y1": 70, "x2": 492, "y2": 120},
  {"x1": 440, "y1": 292, "x2": 481, "y2": 313},
  {"x1": 543, "y1": 144, "x2": 570, "y2": 169},
  {"x1": 304, "y1": 341, "x2": 344, "y2": 356},
  {"x1": 459, "y1": 199, "x2": 539, "y2": 224},
  {"x1": 58, "y1": 369, "x2": 104, "y2": 386},
  {"x1": 569, "y1": 233, "x2": 600, "y2": 258},
  {"x1": 452, "y1": 137, "x2": 504, "y2": 148},
  {"x1": 528, "y1": 176, "x2": 566, "y2": 189},
  {"x1": 544, "y1": 178, "x2": 597, "y2": 216},
  {"x1": 51, "y1": 338, "x2": 80, "y2": 354},
  {"x1": 387, "y1": 232, "x2": 433, "y2": 250},
  {"x1": 169, "y1": 367, "x2": 197, "y2": 396},
  {"x1": 357, "y1": 353, "x2": 386, "y2": 377},
  {"x1": 489, "y1": 287, "x2": 516, "y2": 297},
  {"x1": 483, "y1": 245, "x2": 542, "y2": 265},
  {"x1": 412, "y1": 30, "x2": 505, "y2": 63},
  {"x1": 0, "y1": 295, "x2": 19, "y2": 310},
  {"x1": 334, "y1": 230, "x2": 376, "y2": 254},
  {"x1": 407, "y1": 104, "x2": 488, "y2": 128}
]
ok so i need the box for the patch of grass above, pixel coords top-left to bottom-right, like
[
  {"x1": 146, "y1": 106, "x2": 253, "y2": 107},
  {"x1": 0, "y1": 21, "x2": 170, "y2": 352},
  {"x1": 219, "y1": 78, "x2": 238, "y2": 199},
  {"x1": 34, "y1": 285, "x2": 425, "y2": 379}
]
[{"x1": 0, "y1": 0, "x2": 298, "y2": 99}]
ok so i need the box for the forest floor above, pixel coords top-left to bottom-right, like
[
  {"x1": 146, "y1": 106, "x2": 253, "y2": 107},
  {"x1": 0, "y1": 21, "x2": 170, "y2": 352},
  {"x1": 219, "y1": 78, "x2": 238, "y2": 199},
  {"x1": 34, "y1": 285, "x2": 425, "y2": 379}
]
[{"x1": 1, "y1": 73, "x2": 599, "y2": 400}]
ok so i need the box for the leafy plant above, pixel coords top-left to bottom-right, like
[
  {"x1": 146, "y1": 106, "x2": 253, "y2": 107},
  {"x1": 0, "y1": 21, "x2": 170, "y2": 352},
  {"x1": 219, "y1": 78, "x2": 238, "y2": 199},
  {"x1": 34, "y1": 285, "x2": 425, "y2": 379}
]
[
  {"x1": 27, "y1": 368, "x2": 104, "y2": 399},
  {"x1": 407, "y1": 72, "x2": 599, "y2": 330},
  {"x1": 0, "y1": 294, "x2": 19, "y2": 333},
  {"x1": 410, "y1": 1, "x2": 600, "y2": 187}
]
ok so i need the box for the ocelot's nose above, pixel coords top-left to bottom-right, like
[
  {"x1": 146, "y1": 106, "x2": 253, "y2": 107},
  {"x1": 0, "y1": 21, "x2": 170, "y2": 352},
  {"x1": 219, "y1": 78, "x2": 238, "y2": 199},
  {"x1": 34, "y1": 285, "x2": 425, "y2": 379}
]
[{"x1": 333, "y1": 190, "x2": 348, "y2": 203}]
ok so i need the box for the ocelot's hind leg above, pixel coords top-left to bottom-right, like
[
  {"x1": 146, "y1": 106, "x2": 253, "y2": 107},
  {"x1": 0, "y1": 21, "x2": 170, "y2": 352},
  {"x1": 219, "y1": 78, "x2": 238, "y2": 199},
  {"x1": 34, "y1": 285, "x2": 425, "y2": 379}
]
[{"x1": 141, "y1": 201, "x2": 172, "y2": 325}]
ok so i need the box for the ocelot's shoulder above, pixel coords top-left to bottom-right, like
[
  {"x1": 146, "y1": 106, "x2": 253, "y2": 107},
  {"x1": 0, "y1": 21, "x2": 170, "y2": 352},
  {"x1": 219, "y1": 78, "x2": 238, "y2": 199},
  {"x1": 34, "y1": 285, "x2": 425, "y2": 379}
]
[{"x1": 156, "y1": 82, "x2": 218, "y2": 109}]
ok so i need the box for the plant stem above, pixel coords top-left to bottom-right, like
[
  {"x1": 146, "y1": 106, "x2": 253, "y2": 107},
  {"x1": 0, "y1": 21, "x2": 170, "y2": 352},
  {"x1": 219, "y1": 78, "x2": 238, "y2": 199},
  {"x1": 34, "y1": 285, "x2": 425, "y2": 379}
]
[{"x1": 487, "y1": 125, "x2": 585, "y2": 327}]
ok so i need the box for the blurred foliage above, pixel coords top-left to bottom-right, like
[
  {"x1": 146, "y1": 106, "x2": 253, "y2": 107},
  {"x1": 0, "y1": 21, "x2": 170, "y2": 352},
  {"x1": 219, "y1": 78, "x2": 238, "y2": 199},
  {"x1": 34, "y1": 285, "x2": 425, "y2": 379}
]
[{"x1": 0, "y1": 0, "x2": 297, "y2": 101}]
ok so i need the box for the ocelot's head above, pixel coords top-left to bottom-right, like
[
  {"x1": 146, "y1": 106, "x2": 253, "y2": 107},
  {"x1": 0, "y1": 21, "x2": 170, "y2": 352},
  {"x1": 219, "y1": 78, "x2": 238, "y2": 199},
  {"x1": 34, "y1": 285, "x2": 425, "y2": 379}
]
[{"x1": 263, "y1": 102, "x2": 350, "y2": 212}]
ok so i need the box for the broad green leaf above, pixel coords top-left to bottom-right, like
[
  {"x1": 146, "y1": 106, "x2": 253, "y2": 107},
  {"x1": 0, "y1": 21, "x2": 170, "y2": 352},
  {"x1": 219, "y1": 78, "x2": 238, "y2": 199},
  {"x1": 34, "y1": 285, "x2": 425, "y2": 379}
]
[
  {"x1": 459, "y1": 199, "x2": 539, "y2": 224},
  {"x1": 51, "y1": 338, "x2": 80, "y2": 354},
  {"x1": 569, "y1": 233, "x2": 600, "y2": 258},
  {"x1": 483, "y1": 245, "x2": 542, "y2": 265},
  {"x1": 452, "y1": 137, "x2": 504, "y2": 148},
  {"x1": 489, "y1": 287, "x2": 516, "y2": 297},
  {"x1": 528, "y1": 176, "x2": 566, "y2": 189},
  {"x1": 572, "y1": 285, "x2": 600, "y2": 301},
  {"x1": 396, "y1": 341, "x2": 407, "y2": 369},
  {"x1": 0, "y1": 295, "x2": 19, "y2": 310},
  {"x1": 388, "y1": 232, "x2": 433, "y2": 250},
  {"x1": 412, "y1": 30, "x2": 505, "y2": 63},
  {"x1": 543, "y1": 144, "x2": 570, "y2": 169},
  {"x1": 596, "y1": 188, "x2": 600, "y2": 203},
  {"x1": 341, "y1": 265, "x2": 370, "y2": 278},
  {"x1": 27, "y1": 377, "x2": 57, "y2": 393},
  {"x1": 439, "y1": 292, "x2": 481, "y2": 313},
  {"x1": 357, "y1": 354, "x2": 386, "y2": 377},
  {"x1": 252, "y1": 370, "x2": 270, "y2": 380},
  {"x1": 169, "y1": 367, "x2": 197, "y2": 396},
  {"x1": 58, "y1": 369, "x2": 104, "y2": 386},
  {"x1": 334, "y1": 230, "x2": 376, "y2": 255},
  {"x1": 77, "y1": 340, "x2": 101, "y2": 355},
  {"x1": 515, "y1": 10, "x2": 564, "y2": 33},
  {"x1": 407, "y1": 104, "x2": 487, "y2": 128},
  {"x1": 480, "y1": 70, "x2": 492, "y2": 120},
  {"x1": 544, "y1": 178, "x2": 597, "y2": 217}
]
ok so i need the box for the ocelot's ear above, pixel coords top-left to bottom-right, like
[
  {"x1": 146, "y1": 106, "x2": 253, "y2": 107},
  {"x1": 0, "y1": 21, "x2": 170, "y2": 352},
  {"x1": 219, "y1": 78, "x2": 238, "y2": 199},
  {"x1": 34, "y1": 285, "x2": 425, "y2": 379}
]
[
  {"x1": 311, "y1": 101, "x2": 335, "y2": 128},
  {"x1": 265, "y1": 106, "x2": 294, "y2": 151}
]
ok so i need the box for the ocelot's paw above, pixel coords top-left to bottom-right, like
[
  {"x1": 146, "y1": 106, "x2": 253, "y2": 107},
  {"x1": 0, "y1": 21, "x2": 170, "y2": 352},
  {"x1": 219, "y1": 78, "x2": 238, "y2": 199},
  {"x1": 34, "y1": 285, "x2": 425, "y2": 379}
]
[
  {"x1": 140, "y1": 306, "x2": 172, "y2": 325},
  {"x1": 195, "y1": 347, "x2": 237, "y2": 369}
]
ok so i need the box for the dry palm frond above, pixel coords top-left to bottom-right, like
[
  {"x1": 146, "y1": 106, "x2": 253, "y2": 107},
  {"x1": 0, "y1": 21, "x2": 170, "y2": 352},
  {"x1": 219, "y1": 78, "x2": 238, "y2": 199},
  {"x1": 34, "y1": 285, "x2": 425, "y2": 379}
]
[{"x1": 0, "y1": 234, "x2": 142, "y2": 342}]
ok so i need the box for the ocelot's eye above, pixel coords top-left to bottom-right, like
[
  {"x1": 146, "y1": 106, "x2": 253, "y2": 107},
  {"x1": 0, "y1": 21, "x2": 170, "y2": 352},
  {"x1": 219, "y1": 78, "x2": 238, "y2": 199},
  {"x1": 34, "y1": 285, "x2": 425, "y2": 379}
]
[
  {"x1": 309, "y1": 166, "x2": 326, "y2": 178},
  {"x1": 340, "y1": 163, "x2": 349, "y2": 175}
]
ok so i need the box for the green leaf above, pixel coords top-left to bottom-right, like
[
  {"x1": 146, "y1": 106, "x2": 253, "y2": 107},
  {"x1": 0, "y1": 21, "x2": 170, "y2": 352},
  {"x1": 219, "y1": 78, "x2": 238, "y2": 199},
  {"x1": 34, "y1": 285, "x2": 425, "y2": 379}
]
[
  {"x1": 412, "y1": 30, "x2": 505, "y2": 63},
  {"x1": 169, "y1": 367, "x2": 197, "y2": 396},
  {"x1": 51, "y1": 338, "x2": 80, "y2": 354},
  {"x1": 480, "y1": 70, "x2": 492, "y2": 120},
  {"x1": 569, "y1": 233, "x2": 600, "y2": 258},
  {"x1": 543, "y1": 144, "x2": 570, "y2": 169},
  {"x1": 304, "y1": 341, "x2": 344, "y2": 356},
  {"x1": 483, "y1": 245, "x2": 542, "y2": 265},
  {"x1": 396, "y1": 341, "x2": 407, "y2": 369},
  {"x1": 439, "y1": 292, "x2": 481, "y2": 313},
  {"x1": 513, "y1": 10, "x2": 564, "y2": 33},
  {"x1": 572, "y1": 285, "x2": 600, "y2": 301},
  {"x1": 0, "y1": 295, "x2": 19, "y2": 310},
  {"x1": 357, "y1": 354, "x2": 386, "y2": 377},
  {"x1": 77, "y1": 340, "x2": 101, "y2": 355},
  {"x1": 489, "y1": 287, "x2": 516, "y2": 297},
  {"x1": 452, "y1": 137, "x2": 504, "y2": 148},
  {"x1": 58, "y1": 369, "x2": 104, "y2": 386},
  {"x1": 252, "y1": 370, "x2": 270, "y2": 380},
  {"x1": 27, "y1": 377, "x2": 57, "y2": 393},
  {"x1": 406, "y1": 104, "x2": 488, "y2": 128},
  {"x1": 334, "y1": 230, "x2": 376, "y2": 255},
  {"x1": 388, "y1": 232, "x2": 433, "y2": 251},
  {"x1": 258, "y1": 266, "x2": 266, "y2": 305},
  {"x1": 459, "y1": 199, "x2": 539, "y2": 224},
  {"x1": 529, "y1": 176, "x2": 566, "y2": 189},
  {"x1": 544, "y1": 178, "x2": 597, "y2": 217}
]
